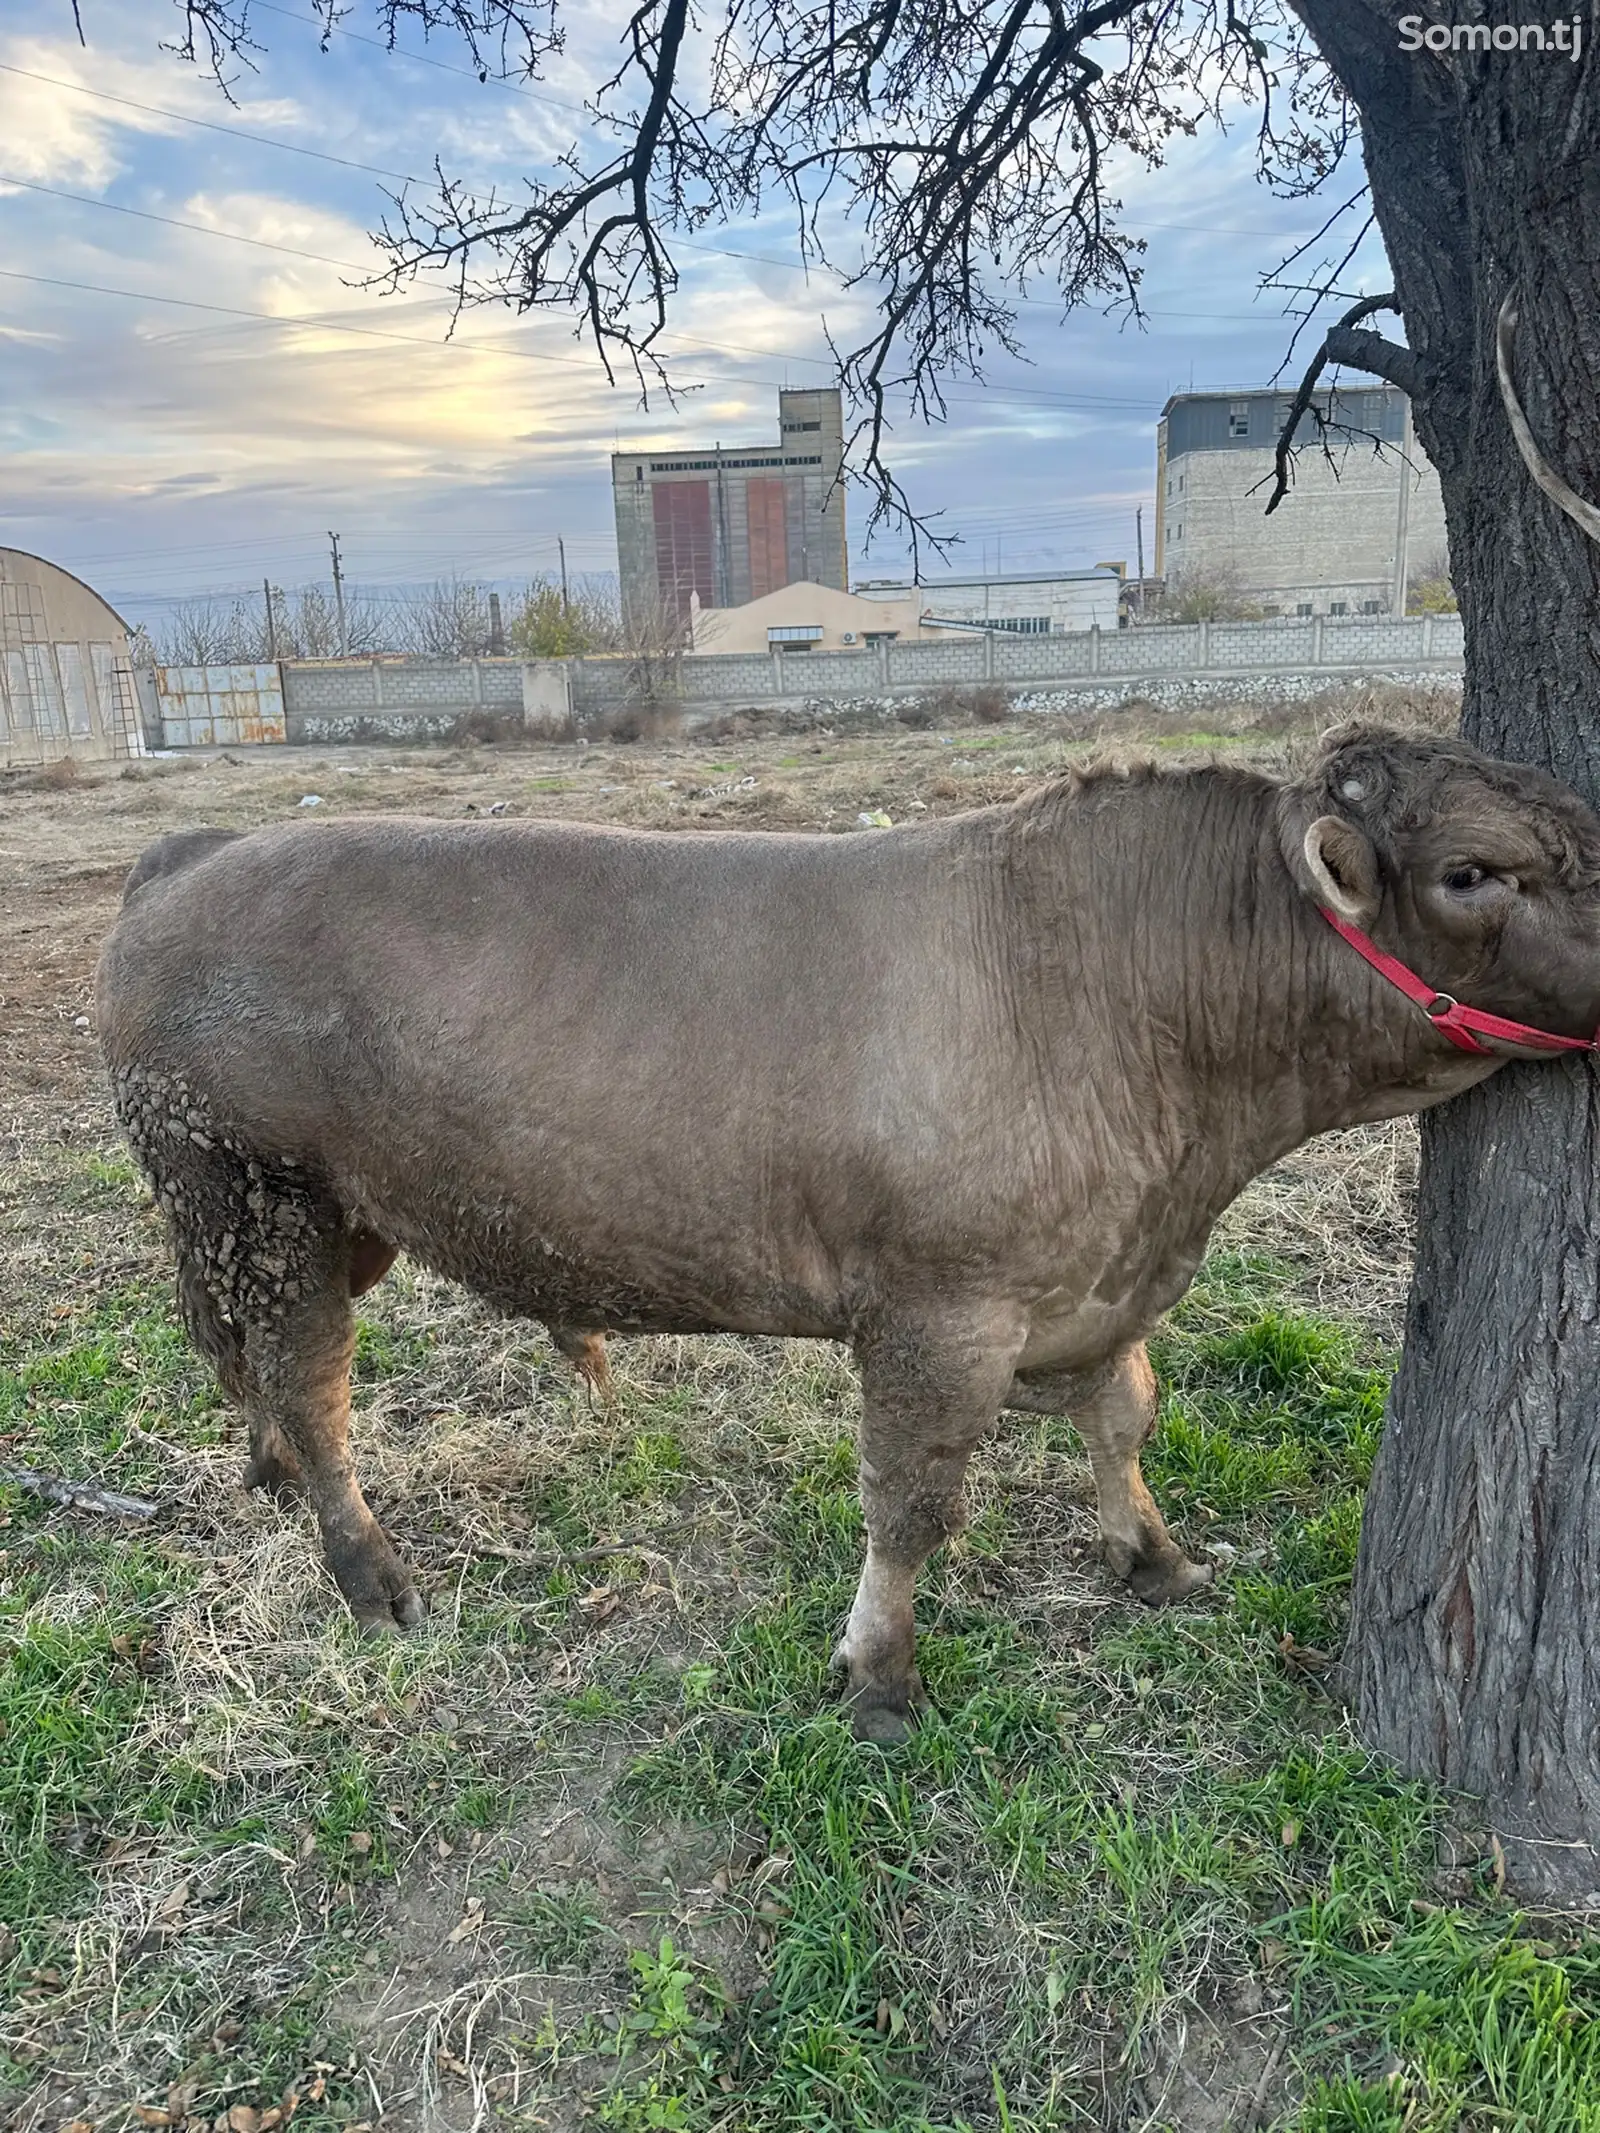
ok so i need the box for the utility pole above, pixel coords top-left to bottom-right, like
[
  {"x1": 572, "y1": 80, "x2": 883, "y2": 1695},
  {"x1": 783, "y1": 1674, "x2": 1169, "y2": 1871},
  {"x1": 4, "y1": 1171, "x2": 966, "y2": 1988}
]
[
  {"x1": 328, "y1": 530, "x2": 348, "y2": 657},
  {"x1": 263, "y1": 577, "x2": 279, "y2": 660},
  {"x1": 1135, "y1": 507, "x2": 1146, "y2": 620},
  {"x1": 558, "y1": 536, "x2": 570, "y2": 616}
]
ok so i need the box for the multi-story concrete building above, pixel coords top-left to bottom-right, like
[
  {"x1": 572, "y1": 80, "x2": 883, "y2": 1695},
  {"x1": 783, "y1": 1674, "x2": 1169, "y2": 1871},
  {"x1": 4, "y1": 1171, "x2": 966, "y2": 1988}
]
[
  {"x1": 1155, "y1": 386, "x2": 1448, "y2": 616},
  {"x1": 612, "y1": 388, "x2": 847, "y2": 624}
]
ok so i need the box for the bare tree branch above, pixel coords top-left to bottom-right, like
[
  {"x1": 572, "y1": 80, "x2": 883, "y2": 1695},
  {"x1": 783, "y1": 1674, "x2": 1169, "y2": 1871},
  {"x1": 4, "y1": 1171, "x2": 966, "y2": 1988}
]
[
  {"x1": 153, "y1": 1, "x2": 1360, "y2": 542},
  {"x1": 1261, "y1": 290, "x2": 1401, "y2": 516}
]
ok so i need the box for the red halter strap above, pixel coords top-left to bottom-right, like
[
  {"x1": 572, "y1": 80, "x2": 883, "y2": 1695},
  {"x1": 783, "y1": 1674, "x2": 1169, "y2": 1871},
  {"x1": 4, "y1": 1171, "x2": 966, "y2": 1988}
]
[{"x1": 1318, "y1": 906, "x2": 1600, "y2": 1058}]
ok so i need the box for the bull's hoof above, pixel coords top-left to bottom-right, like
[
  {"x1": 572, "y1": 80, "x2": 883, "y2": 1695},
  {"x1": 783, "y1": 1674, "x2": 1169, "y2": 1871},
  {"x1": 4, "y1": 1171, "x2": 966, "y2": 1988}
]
[
  {"x1": 834, "y1": 1646, "x2": 927, "y2": 1745},
  {"x1": 848, "y1": 1696, "x2": 920, "y2": 1746},
  {"x1": 1128, "y1": 1550, "x2": 1213, "y2": 1607},
  {"x1": 332, "y1": 1538, "x2": 427, "y2": 1633}
]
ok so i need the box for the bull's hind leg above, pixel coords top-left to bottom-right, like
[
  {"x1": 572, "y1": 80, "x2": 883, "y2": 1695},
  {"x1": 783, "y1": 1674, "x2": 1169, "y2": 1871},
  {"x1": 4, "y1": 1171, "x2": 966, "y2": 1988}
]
[
  {"x1": 838, "y1": 1303, "x2": 1026, "y2": 1743},
  {"x1": 1006, "y1": 1344, "x2": 1210, "y2": 1605},
  {"x1": 158, "y1": 1142, "x2": 423, "y2": 1630},
  {"x1": 241, "y1": 1283, "x2": 424, "y2": 1630}
]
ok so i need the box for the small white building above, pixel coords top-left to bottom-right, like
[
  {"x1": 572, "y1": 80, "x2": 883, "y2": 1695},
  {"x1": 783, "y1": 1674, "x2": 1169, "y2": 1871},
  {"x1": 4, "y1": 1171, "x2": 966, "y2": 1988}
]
[
  {"x1": 859, "y1": 567, "x2": 1124, "y2": 636},
  {"x1": 690, "y1": 580, "x2": 927, "y2": 654}
]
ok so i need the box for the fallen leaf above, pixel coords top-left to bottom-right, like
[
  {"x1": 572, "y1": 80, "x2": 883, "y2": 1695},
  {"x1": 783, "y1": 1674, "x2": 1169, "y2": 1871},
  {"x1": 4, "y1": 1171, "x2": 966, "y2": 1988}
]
[
  {"x1": 578, "y1": 1585, "x2": 622, "y2": 1622},
  {"x1": 348, "y1": 1832, "x2": 373, "y2": 1856},
  {"x1": 1491, "y1": 1832, "x2": 1507, "y2": 1894},
  {"x1": 1281, "y1": 1820, "x2": 1301, "y2": 1848},
  {"x1": 228, "y1": 2107, "x2": 261, "y2": 2133},
  {"x1": 446, "y1": 1900, "x2": 486, "y2": 1946},
  {"x1": 157, "y1": 1882, "x2": 191, "y2": 1919}
]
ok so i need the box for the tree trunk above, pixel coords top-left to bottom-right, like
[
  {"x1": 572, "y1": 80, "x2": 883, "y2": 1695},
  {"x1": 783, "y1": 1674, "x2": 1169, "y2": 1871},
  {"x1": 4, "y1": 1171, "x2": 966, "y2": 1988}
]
[{"x1": 1293, "y1": 0, "x2": 1600, "y2": 1897}]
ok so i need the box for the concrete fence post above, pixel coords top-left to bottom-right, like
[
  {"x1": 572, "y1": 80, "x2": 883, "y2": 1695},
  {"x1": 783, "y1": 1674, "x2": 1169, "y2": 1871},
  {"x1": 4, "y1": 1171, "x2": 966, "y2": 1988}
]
[
  {"x1": 1089, "y1": 626, "x2": 1101, "y2": 676},
  {"x1": 371, "y1": 659, "x2": 383, "y2": 708},
  {"x1": 1311, "y1": 615, "x2": 1325, "y2": 668},
  {"x1": 771, "y1": 650, "x2": 785, "y2": 696},
  {"x1": 1422, "y1": 612, "x2": 1435, "y2": 660},
  {"x1": 876, "y1": 637, "x2": 890, "y2": 688},
  {"x1": 983, "y1": 630, "x2": 995, "y2": 681},
  {"x1": 1198, "y1": 619, "x2": 1212, "y2": 670},
  {"x1": 472, "y1": 660, "x2": 485, "y2": 705}
]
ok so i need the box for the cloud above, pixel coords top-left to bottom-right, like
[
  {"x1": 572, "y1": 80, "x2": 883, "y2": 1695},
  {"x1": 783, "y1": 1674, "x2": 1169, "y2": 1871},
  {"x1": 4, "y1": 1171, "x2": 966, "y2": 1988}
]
[{"x1": 0, "y1": 29, "x2": 309, "y2": 191}]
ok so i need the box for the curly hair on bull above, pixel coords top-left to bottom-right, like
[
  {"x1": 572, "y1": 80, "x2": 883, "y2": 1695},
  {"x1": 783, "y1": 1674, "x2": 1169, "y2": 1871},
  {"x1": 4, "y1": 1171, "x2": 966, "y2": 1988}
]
[{"x1": 1305, "y1": 722, "x2": 1600, "y2": 887}]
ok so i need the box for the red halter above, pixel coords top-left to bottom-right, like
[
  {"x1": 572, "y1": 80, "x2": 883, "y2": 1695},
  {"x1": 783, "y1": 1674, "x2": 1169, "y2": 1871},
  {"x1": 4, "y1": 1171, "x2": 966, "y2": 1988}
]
[{"x1": 1319, "y1": 906, "x2": 1600, "y2": 1058}]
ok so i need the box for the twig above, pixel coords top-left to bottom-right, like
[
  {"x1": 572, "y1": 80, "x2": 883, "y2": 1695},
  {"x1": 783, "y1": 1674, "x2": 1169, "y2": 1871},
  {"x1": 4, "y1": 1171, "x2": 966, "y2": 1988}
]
[
  {"x1": 1245, "y1": 2032, "x2": 1288, "y2": 2128},
  {"x1": 1, "y1": 1462, "x2": 158, "y2": 1518}
]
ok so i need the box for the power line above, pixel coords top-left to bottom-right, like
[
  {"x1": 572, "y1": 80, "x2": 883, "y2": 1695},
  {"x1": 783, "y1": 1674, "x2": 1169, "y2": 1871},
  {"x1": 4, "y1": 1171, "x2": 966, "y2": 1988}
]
[
  {"x1": 0, "y1": 171, "x2": 380, "y2": 272},
  {"x1": 0, "y1": 63, "x2": 418, "y2": 182},
  {"x1": 0, "y1": 264, "x2": 1171, "y2": 416},
  {"x1": 0, "y1": 67, "x2": 1345, "y2": 288}
]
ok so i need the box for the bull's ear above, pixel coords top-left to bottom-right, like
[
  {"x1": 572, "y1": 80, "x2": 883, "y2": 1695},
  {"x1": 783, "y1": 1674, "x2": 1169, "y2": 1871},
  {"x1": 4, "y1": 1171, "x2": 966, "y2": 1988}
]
[{"x1": 1302, "y1": 814, "x2": 1381, "y2": 926}]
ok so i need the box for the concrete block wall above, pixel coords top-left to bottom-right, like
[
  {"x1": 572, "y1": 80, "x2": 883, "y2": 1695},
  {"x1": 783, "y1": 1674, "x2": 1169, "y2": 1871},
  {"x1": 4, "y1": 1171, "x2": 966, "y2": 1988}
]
[
  {"x1": 153, "y1": 614, "x2": 1465, "y2": 746},
  {"x1": 281, "y1": 657, "x2": 526, "y2": 742},
  {"x1": 993, "y1": 634, "x2": 1096, "y2": 680},
  {"x1": 883, "y1": 639, "x2": 989, "y2": 685},
  {"x1": 1209, "y1": 621, "x2": 1316, "y2": 667}
]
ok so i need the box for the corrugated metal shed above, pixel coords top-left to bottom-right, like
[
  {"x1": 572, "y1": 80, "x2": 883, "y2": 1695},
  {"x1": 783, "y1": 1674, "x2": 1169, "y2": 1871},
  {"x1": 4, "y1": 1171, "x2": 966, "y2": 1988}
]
[
  {"x1": 153, "y1": 664, "x2": 286, "y2": 746},
  {"x1": 0, "y1": 548, "x2": 144, "y2": 768}
]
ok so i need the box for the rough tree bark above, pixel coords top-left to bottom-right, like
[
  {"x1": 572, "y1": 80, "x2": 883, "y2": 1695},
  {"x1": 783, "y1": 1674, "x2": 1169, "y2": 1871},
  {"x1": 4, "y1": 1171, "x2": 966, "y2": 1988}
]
[{"x1": 1293, "y1": 0, "x2": 1600, "y2": 1896}]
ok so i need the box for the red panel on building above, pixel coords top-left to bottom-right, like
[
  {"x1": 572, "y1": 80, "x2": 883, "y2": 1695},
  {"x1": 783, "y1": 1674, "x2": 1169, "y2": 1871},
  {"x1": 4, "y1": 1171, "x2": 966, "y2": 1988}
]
[
  {"x1": 746, "y1": 477, "x2": 791, "y2": 601},
  {"x1": 652, "y1": 481, "x2": 715, "y2": 616}
]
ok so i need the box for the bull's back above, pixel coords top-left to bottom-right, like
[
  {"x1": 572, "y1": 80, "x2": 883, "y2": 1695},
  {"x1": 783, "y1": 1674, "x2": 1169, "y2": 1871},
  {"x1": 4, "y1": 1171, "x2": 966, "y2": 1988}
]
[{"x1": 97, "y1": 815, "x2": 1002, "y2": 1322}]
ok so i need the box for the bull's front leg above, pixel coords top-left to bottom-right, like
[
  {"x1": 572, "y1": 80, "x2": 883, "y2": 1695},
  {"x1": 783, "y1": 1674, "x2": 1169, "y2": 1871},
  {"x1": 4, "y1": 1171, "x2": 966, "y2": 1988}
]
[
  {"x1": 839, "y1": 1301, "x2": 1027, "y2": 1743},
  {"x1": 1007, "y1": 1344, "x2": 1211, "y2": 1605}
]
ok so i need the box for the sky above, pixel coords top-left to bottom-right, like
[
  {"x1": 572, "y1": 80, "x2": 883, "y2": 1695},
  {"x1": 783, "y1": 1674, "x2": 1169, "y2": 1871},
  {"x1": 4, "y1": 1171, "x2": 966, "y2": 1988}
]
[{"x1": 0, "y1": 0, "x2": 1394, "y2": 634}]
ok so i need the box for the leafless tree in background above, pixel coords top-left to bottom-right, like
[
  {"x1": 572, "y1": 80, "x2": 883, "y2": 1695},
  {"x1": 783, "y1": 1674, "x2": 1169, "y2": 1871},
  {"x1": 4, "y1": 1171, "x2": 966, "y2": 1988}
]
[{"x1": 1144, "y1": 567, "x2": 1266, "y2": 625}]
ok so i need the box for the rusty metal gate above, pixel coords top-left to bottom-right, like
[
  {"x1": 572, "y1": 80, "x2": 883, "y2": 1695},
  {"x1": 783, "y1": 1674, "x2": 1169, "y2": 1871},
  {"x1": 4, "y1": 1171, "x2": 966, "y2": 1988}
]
[{"x1": 154, "y1": 663, "x2": 286, "y2": 746}]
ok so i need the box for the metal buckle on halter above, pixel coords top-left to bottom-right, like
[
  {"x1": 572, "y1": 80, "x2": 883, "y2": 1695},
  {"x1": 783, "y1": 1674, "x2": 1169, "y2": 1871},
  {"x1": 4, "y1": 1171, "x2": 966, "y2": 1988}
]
[{"x1": 1425, "y1": 994, "x2": 1459, "y2": 1019}]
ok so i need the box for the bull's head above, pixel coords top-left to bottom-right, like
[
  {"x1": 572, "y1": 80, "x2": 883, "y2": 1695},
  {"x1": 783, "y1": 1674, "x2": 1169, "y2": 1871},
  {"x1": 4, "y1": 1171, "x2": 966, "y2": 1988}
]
[{"x1": 1284, "y1": 724, "x2": 1600, "y2": 1049}]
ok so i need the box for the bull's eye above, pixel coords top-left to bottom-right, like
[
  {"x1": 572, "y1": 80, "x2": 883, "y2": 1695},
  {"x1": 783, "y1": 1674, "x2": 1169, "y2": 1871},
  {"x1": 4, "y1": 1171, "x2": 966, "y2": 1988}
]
[{"x1": 1443, "y1": 864, "x2": 1489, "y2": 893}]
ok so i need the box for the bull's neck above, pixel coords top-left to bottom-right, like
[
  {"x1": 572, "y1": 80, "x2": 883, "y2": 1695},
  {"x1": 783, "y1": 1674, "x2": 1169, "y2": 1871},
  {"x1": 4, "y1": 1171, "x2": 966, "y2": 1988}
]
[{"x1": 1010, "y1": 768, "x2": 1491, "y2": 1175}]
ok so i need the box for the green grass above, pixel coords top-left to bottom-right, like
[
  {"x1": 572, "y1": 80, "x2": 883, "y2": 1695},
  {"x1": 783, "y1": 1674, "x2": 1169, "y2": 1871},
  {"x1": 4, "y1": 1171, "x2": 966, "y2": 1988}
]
[{"x1": 6, "y1": 1218, "x2": 1599, "y2": 2131}]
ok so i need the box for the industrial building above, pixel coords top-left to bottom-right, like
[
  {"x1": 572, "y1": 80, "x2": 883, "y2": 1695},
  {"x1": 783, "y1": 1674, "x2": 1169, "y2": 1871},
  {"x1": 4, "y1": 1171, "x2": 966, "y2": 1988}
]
[
  {"x1": 690, "y1": 566, "x2": 1124, "y2": 656},
  {"x1": 1155, "y1": 386, "x2": 1448, "y2": 615},
  {"x1": 859, "y1": 567, "x2": 1123, "y2": 635},
  {"x1": 0, "y1": 547, "x2": 143, "y2": 768},
  {"x1": 612, "y1": 387, "x2": 848, "y2": 624}
]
